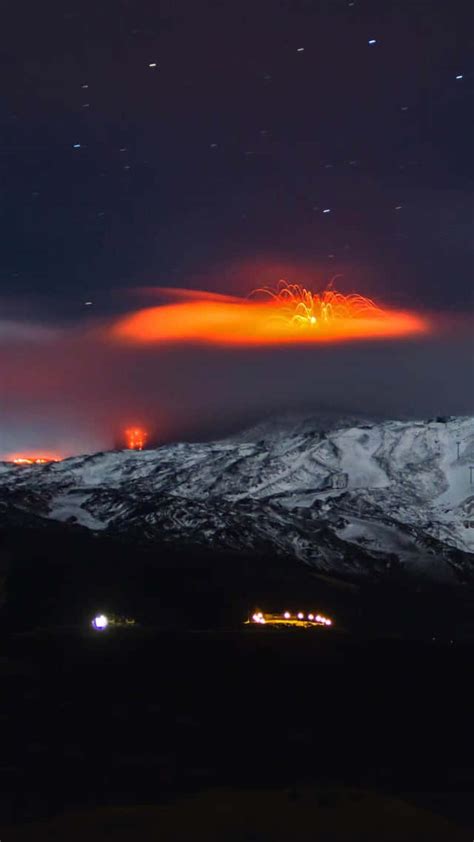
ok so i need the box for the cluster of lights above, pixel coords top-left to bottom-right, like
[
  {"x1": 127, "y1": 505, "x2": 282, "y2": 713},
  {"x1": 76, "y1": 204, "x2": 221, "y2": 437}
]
[
  {"x1": 250, "y1": 610, "x2": 332, "y2": 627},
  {"x1": 284, "y1": 611, "x2": 332, "y2": 626}
]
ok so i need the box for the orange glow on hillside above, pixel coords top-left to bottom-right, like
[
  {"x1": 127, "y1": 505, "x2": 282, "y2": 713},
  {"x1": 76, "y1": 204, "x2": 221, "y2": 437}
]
[
  {"x1": 7, "y1": 454, "x2": 61, "y2": 466},
  {"x1": 111, "y1": 282, "x2": 430, "y2": 347},
  {"x1": 125, "y1": 427, "x2": 148, "y2": 450}
]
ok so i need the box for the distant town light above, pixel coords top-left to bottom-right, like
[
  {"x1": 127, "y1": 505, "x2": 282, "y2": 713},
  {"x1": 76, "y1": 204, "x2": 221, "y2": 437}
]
[
  {"x1": 92, "y1": 614, "x2": 108, "y2": 630},
  {"x1": 308, "y1": 613, "x2": 314, "y2": 620},
  {"x1": 284, "y1": 612, "x2": 291, "y2": 619}
]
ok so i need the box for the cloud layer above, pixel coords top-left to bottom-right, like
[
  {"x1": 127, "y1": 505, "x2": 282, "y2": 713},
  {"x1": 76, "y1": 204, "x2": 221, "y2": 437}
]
[{"x1": 0, "y1": 289, "x2": 471, "y2": 459}]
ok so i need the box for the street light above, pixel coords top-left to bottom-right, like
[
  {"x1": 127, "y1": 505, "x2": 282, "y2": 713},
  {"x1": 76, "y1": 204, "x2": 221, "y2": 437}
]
[{"x1": 92, "y1": 614, "x2": 109, "y2": 631}]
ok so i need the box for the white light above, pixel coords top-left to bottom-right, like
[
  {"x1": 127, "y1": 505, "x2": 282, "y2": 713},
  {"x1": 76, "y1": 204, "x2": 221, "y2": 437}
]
[
  {"x1": 297, "y1": 612, "x2": 304, "y2": 619},
  {"x1": 92, "y1": 614, "x2": 108, "y2": 630},
  {"x1": 73, "y1": 143, "x2": 81, "y2": 149},
  {"x1": 284, "y1": 612, "x2": 291, "y2": 619},
  {"x1": 308, "y1": 613, "x2": 314, "y2": 620},
  {"x1": 368, "y1": 39, "x2": 377, "y2": 46},
  {"x1": 297, "y1": 47, "x2": 305, "y2": 52},
  {"x1": 322, "y1": 208, "x2": 331, "y2": 214},
  {"x1": 456, "y1": 74, "x2": 463, "y2": 80},
  {"x1": 326, "y1": 619, "x2": 332, "y2": 626},
  {"x1": 149, "y1": 62, "x2": 157, "y2": 68}
]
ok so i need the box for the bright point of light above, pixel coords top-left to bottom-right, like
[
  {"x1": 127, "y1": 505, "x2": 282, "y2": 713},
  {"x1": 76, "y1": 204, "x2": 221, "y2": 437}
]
[
  {"x1": 92, "y1": 614, "x2": 108, "y2": 630},
  {"x1": 455, "y1": 74, "x2": 463, "y2": 80},
  {"x1": 326, "y1": 619, "x2": 332, "y2": 626},
  {"x1": 322, "y1": 208, "x2": 331, "y2": 214},
  {"x1": 310, "y1": 316, "x2": 316, "y2": 324},
  {"x1": 368, "y1": 39, "x2": 377, "y2": 46},
  {"x1": 308, "y1": 614, "x2": 314, "y2": 620},
  {"x1": 149, "y1": 62, "x2": 157, "y2": 68},
  {"x1": 297, "y1": 47, "x2": 305, "y2": 52},
  {"x1": 284, "y1": 612, "x2": 291, "y2": 619},
  {"x1": 73, "y1": 143, "x2": 81, "y2": 149},
  {"x1": 297, "y1": 612, "x2": 304, "y2": 619}
]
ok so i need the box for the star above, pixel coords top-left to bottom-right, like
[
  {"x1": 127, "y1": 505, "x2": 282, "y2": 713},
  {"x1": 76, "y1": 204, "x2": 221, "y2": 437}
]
[
  {"x1": 148, "y1": 62, "x2": 157, "y2": 68},
  {"x1": 72, "y1": 143, "x2": 81, "y2": 149},
  {"x1": 368, "y1": 39, "x2": 377, "y2": 46},
  {"x1": 455, "y1": 74, "x2": 463, "y2": 80},
  {"x1": 323, "y1": 208, "x2": 331, "y2": 214}
]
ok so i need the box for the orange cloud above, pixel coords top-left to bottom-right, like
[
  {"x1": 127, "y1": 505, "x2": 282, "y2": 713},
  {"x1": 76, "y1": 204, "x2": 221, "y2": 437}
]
[{"x1": 110, "y1": 284, "x2": 430, "y2": 347}]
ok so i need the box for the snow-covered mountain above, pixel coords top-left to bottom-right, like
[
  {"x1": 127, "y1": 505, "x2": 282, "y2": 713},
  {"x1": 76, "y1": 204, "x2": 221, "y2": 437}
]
[{"x1": 1, "y1": 415, "x2": 473, "y2": 582}]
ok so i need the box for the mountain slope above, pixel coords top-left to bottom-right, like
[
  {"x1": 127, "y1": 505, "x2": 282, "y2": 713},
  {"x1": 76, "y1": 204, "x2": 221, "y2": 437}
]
[{"x1": 1, "y1": 415, "x2": 473, "y2": 582}]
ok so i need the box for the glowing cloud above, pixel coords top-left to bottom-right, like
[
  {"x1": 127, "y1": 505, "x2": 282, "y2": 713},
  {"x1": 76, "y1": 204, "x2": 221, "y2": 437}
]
[{"x1": 110, "y1": 282, "x2": 430, "y2": 347}]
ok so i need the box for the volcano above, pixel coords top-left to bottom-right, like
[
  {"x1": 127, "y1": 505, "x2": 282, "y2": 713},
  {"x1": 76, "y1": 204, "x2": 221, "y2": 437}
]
[{"x1": 1, "y1": 414, "x2": 473, "y2": 584}]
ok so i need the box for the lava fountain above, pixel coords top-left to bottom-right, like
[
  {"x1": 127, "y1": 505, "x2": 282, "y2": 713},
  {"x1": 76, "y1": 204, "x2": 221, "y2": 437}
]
[{"x1": 124, "y1": 427, "x2": 148, "y2": 450}]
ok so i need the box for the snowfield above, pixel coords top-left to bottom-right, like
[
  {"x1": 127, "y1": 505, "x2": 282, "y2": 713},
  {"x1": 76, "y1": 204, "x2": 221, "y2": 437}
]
[{"x1": 1, "y1": 415, "x2": 473, "y2": 581}]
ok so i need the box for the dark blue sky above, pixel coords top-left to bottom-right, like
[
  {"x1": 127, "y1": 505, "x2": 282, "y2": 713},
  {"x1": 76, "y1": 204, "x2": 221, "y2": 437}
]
[
  {"x1": 1, "y1": 0, "x2": 472, "y2": 319},
  {"x1": 1, "y1": 0, "x2": 473, "y2": 455}
]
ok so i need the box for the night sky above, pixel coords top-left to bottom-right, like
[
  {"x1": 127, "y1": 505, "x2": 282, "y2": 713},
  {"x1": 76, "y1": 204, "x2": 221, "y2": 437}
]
[{"x1": 1, "y1": 0, "x2": 473, "y2": 456}]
